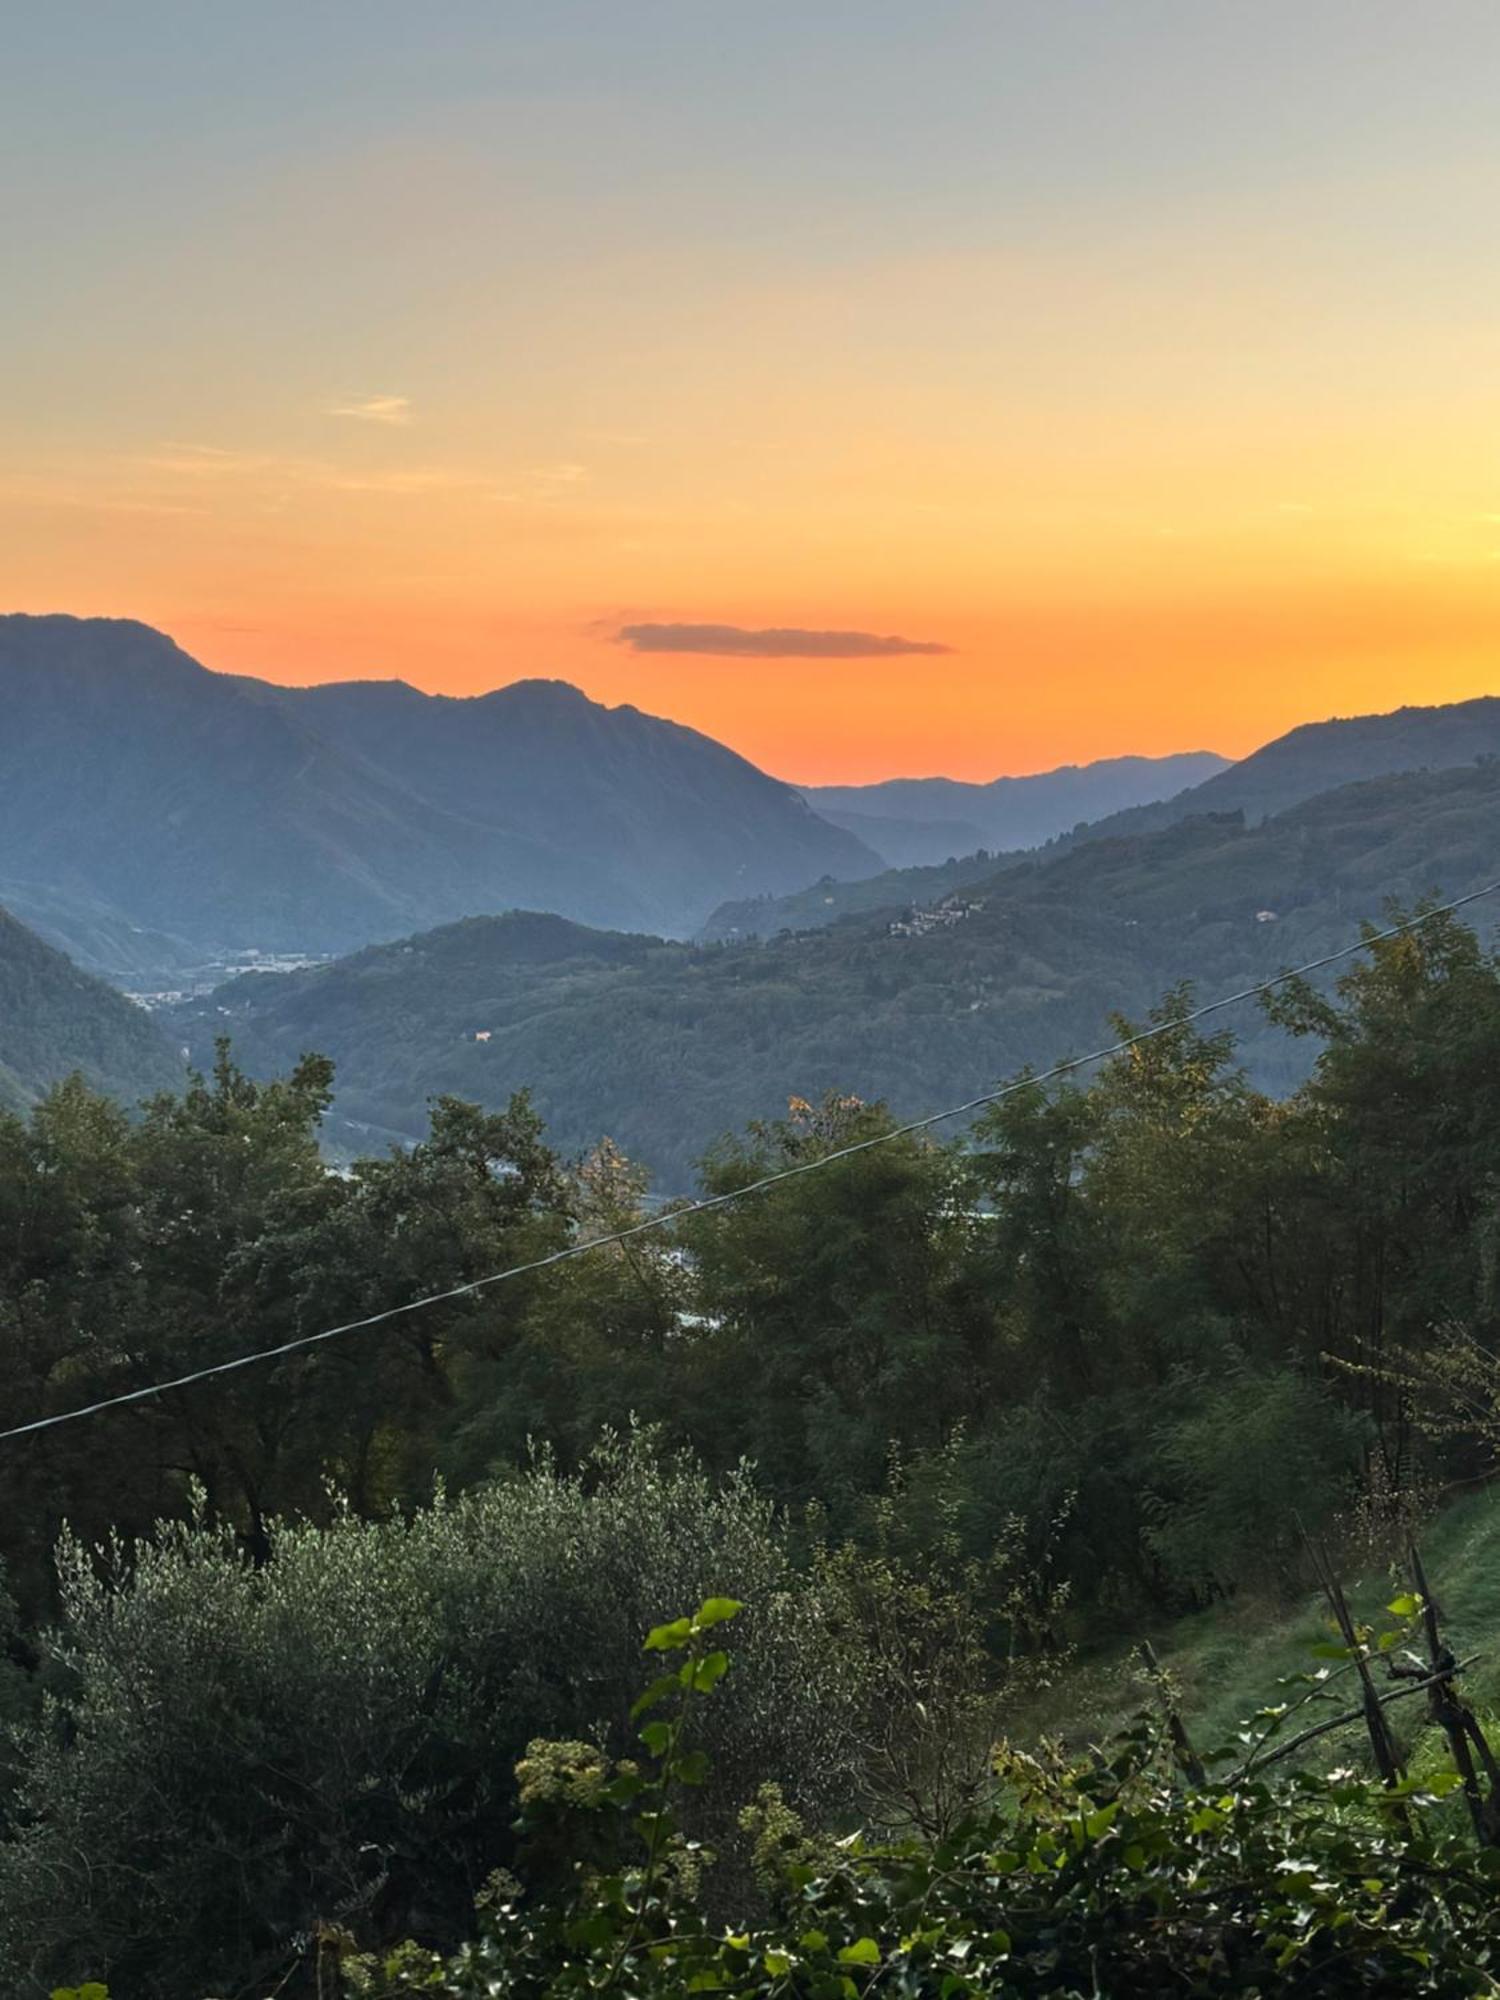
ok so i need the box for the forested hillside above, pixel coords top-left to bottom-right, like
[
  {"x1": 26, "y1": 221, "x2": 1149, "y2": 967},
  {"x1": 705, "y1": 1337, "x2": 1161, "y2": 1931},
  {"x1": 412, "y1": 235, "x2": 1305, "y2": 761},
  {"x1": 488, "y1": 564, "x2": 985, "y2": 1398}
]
[
  {"x1": 5, "y1": 909, "x2": 1500, "y2": 1993},
  {"x1": 0, "y1": 906, "x2": 181, "y2": 1111},
  {"x1": 703, "y1": 845, "x2": 1014, "y2": 940},
  {"x1": 174, "y1": 758, "x2": 1500, "y2": 1186}
]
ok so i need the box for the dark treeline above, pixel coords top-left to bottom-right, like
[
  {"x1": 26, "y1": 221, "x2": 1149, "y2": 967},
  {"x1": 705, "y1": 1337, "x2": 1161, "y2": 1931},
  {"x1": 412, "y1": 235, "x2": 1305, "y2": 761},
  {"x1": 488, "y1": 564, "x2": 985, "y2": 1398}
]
[{"x1": 3, "y1": 907, "x2": 1500, "y2": 1992}]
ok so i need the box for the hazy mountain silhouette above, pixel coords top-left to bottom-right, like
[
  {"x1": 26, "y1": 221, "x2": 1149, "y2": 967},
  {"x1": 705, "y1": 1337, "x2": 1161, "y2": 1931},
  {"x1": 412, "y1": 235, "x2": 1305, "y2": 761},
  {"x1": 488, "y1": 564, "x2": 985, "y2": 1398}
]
[
  {"x1": 0, "y1": 615, "x2": 878, "y2": 979},
  {"x1": 800, "y1": 751, "x2": 1228, "y2": 866}
]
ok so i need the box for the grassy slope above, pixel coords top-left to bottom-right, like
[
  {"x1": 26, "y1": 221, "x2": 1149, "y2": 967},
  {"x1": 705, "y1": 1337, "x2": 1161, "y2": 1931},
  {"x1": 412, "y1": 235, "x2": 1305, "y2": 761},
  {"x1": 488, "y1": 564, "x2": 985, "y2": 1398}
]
[{"x1": 1035, "y1": 1485, "x2": 1500, "y2": 1772}]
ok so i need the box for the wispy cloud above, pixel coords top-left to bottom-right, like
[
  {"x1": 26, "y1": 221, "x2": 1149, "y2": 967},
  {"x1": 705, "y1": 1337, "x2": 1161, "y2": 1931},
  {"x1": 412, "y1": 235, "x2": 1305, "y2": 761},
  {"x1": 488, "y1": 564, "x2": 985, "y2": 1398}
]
[
  {"x1": 327, "y1": 394, "x2": 413, "y2": 426},
  {"x1": 531, "y1": 461, "x2": 590, "y2": 487},
  {"x1": 145, "y1": 443, "x2": 274, "y2": 477},
  {"x1": 0, "y1": 471, "x2": 205, "y2": 518},
  {"x1": 615, "y1": 622, "x2": 953, "y2": 659},
  {"x1": 139, "y1": 443, "x2": 494, "y2": 500},
  {"x1": 323, "y1": 467, "x2": 489, "y2": 496}
]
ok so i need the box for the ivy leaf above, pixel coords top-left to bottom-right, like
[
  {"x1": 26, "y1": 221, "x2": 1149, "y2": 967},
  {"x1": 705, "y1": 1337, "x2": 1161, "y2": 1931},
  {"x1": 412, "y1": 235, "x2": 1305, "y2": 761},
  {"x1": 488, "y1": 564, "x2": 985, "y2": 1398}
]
[{"x1": 838, "y1": 1937, "x2": 881, "y2": 1966}]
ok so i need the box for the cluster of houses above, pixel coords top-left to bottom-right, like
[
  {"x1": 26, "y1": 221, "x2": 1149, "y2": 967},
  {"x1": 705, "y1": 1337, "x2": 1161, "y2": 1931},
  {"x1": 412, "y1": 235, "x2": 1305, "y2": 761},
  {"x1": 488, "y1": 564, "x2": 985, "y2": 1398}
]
[{"x1": 887, "y1": 894, "x2": 987, "y2": 940}]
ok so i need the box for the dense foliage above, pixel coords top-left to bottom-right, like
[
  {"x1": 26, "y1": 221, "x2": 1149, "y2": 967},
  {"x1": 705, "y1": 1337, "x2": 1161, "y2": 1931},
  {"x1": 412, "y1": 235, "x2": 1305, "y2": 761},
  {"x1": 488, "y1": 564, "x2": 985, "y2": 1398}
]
[
  {"x1": 0, "y1": 1442, "x2": 881, "y2": 1996},
  {"x1": 2, "y1": 907, "x2": 1500, "y2": 1991},
  {"x1": 9, "y1": 908, "x2": 1500, "y2": 1617},
  {"x1": 318, "y1": 1599, "x2": 1500, "y2": 1999}
]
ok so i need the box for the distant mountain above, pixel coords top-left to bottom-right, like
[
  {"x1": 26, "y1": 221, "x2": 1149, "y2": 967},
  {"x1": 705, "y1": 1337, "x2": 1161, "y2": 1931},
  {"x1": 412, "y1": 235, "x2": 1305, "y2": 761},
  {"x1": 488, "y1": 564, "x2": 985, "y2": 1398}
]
[
  {"x1": 714, "y1": 695, "x2": 1500, "y2": 938},
  {"x1": 0, "y1": 907, "x2": 181, "y2": 1113},
  {"x1": 0, "y1": 615, "x2": 879, "y2": 983},
  {"x1": 795, "y1": 805, "x2": 990, "y2": 870},
  {"x1": 257, "y1": 673, "x2": 878, "y2": 933},
  {"x1": 170, "y1": 757, "x2": 1500, "y2": 1189},
  {"x1": 1048, "y1": 697, "x2": 1500, "y2": 854},
  {"x1": 799, "y1": 751, "x2": 1229, "y2": 866}
]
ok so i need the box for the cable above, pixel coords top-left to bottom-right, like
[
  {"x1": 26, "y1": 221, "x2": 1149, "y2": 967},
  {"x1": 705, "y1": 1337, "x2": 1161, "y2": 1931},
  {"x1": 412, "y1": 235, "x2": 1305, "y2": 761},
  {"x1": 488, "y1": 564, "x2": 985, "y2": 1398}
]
[{"x1": 3, "y1": 879, "x2": 1498, "y2": 1444}]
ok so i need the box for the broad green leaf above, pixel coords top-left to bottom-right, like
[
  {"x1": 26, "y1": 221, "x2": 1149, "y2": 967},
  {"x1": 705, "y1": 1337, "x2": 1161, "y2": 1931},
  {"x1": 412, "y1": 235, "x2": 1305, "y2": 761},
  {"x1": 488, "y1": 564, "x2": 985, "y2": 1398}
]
[
  {"x1": 838, "y1": 1937, "x2": 881, "y2": 1966},
  {"x1": 694, "y1": 1596, "x2": 745, "y2": 1630},
  {"x1": 645, "y1": 1616, "x2": 695, "y2": 1653},
  {"x1": 689, "y1": 1649, "x2": 730, "y2": 1693}
]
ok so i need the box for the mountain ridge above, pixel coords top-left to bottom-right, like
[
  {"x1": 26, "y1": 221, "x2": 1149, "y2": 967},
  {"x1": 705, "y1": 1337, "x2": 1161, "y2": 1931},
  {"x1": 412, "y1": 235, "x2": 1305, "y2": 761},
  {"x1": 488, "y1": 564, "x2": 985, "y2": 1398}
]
[
  {"x1": 1043, "y1": 695, "x2": 1500, "y2": 854},
  {"x1": 0, "y1": 614, "x2": 878, "y2": 981},
  {"x1": 798, "y1": 750, "x2": 1229, "y2": 865}
]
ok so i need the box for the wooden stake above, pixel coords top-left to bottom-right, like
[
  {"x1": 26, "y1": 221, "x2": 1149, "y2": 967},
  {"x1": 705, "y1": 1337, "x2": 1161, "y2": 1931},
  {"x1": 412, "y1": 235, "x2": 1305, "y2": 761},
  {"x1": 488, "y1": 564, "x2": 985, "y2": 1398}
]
[
  {"x1": 1405, "y1": 1542, "x2": 1500, "y2": 1846},
  {"x1": 1138, "y1": 1638, "x2": 1207, "y2": 1787},
  {"x1": 1305, "y1": 1535, "x2": 1408, "y2": 1809}
]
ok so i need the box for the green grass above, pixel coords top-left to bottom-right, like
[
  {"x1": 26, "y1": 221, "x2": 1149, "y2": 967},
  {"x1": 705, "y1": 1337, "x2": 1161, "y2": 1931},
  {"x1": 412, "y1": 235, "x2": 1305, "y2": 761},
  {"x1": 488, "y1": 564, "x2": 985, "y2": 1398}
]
[{"x1": 1026, "y1": 1483, "x2": 1500, "y2": 1778}]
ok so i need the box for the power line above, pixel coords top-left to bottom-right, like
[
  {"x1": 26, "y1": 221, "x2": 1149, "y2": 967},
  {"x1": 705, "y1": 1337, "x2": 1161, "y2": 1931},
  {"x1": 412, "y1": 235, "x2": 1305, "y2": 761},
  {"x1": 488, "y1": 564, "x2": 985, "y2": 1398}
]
[{"x1": 3, "y1": 879, "x2": 1498, "y2": 1445}]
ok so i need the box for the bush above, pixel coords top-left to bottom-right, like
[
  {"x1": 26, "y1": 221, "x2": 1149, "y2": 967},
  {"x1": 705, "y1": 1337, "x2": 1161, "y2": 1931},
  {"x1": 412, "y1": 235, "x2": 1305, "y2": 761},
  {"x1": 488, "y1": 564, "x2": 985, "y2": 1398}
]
[{"x1": 0, "y1": 1433, "x2": 869, "y2": 1999}]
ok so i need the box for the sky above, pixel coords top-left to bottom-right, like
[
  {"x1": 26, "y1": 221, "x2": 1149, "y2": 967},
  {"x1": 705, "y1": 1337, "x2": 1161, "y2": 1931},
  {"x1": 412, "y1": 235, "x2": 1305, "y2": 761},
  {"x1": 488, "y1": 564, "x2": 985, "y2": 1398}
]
[{"x1": 4, "y1": 2, "x2": 1500, "y2": 784}]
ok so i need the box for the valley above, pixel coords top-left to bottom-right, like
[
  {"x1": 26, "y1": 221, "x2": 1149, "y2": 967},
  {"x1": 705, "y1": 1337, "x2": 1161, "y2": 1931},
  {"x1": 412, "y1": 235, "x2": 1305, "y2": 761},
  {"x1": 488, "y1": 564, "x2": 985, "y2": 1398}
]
[{"x1": 169, "y1": 756, "x2": 1500, "y2": 1187}]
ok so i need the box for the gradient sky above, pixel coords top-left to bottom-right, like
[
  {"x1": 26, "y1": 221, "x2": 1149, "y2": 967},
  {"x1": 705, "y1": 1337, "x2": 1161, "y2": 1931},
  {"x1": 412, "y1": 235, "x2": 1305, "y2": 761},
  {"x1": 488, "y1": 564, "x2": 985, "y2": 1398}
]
[{"x1": 4, "y1": 2, "x2": 1500, "y2": 782}]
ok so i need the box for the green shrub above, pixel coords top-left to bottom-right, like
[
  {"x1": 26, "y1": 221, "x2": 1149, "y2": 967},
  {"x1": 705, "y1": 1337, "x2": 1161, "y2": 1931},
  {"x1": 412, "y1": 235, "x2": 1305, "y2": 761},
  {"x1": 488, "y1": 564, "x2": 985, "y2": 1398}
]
[{"x1": 0, "y1": 1435, "x2": 867, "y2": 2000}]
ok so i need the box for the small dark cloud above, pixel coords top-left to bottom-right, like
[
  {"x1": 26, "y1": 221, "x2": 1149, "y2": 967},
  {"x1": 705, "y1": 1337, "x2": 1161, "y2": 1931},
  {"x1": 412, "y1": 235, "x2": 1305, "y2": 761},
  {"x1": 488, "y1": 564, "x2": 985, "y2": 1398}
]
[{"x1": 615, "y1": 622, "x2": 953, "y2": 659}]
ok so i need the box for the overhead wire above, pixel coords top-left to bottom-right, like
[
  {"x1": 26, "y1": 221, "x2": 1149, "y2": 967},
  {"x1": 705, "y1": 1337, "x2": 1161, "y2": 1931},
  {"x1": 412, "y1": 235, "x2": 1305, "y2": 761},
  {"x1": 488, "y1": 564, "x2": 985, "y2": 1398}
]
[{"x1": 2, "y1": 877, "x2": 1498, "y2": 1445}]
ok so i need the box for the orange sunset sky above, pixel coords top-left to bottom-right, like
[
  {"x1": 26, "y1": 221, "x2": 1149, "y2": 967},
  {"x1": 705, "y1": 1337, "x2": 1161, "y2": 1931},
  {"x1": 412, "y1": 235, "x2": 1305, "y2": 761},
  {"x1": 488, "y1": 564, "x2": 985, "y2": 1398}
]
[{"x1": 5, "y1": 3, "x2": 1500, "y2": 783}]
